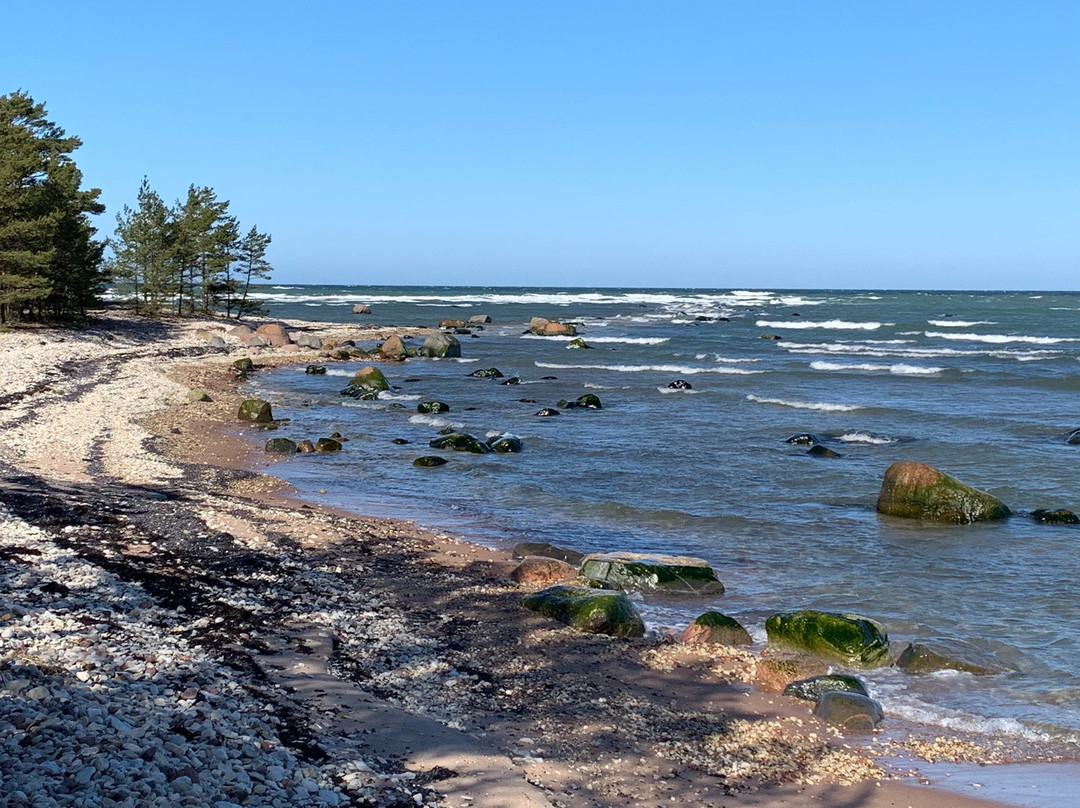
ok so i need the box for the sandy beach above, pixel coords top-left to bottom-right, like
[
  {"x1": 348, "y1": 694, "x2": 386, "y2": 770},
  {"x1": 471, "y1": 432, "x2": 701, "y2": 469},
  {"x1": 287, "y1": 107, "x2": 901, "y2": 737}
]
[{"x1": 0, "y1": 311, "x2": 1055, "y2": 807}]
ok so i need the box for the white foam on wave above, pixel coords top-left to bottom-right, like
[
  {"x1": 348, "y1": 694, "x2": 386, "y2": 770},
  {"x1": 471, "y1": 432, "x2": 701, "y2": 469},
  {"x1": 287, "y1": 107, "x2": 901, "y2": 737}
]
[
  {"x1": 927, "y1": 319, "x2": 996, "y2": 327},
  {"x1": 693, "y1": 353, "x2": 761, "y2": 363},
  {"x1": 657, "y1": 387, "x2": 700, "y2": 394},
  {"x1": 756, "y1": 319, "x2": 885, "y2": 330},
  {"x1": 884, "y1": 699, "x2": 1070, "y2": 744},
  {"x1": 408, "y1": 414, "x2": 463, "y2": 429},
  {"x1": 378, "y1": 392, "x2": 422, "y2": 401},
  {"x1": 520, "y1": 334, "x2": 670, "y2": 345},
  {"x1": 925, "y1": 331, "x2": 1080, "y2": 345},
  {"x1": 746, "y1": 395, "x2": 862, "y2": 412},
  {"x1": 809, "y1": 361, "x2": 945, "y2": 376},
  {"x1": 321, "y1": 368, "x2": 354, "y2": 376},
  {"x1": 535, "y1": 361, "x2": 764, "y2": 375},
  {"x1": 837, "y1": 431, "x2": 898, "y2": 444}
]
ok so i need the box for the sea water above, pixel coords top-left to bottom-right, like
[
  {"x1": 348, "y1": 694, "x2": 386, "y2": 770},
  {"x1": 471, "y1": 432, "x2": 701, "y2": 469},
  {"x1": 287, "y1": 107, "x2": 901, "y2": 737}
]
[{"x1": 241, "y1": 286, "x2": 1080, "y2": 753}]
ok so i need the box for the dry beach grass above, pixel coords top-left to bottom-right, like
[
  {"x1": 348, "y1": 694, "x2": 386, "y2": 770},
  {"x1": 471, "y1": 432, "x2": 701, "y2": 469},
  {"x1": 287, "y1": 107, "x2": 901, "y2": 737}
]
[{"x1": 0, "y1": 311, "x2": 1044, "y2": 807}]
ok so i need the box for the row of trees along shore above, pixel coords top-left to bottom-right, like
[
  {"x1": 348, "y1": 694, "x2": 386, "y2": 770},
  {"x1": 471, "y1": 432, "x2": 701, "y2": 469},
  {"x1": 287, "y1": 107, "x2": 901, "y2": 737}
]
[{"x1": 0, "y1": 90, "x2": 273, "y2": 324}]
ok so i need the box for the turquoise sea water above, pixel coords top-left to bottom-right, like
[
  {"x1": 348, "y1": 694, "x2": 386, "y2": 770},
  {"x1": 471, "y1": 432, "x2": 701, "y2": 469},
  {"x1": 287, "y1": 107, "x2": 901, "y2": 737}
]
[{"x1": 240, "y1": 285, "x2": 1080, "y2": 755}]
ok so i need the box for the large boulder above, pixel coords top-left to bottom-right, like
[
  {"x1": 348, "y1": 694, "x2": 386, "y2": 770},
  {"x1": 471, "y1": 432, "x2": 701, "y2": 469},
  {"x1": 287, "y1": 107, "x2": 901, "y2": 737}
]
[
  {"x1": 1031, "y1": 508, "x2": 1080, "y2": 525},
  {"x1": 238, "y1": 399, "x2": 273, "y2": 423},
  {"x1": 379, "y1": 335, "x2": 410, "y2": 361},
  {"x1": 529, "y1": 317, "x2": 577, "y2": 337},
  {"x1": 429, "y1": 433, "x2": 492, "y2": 454},
  {"x1": 783, "y1": 674, "x2": 869, "y2": 703},
  {"x1": 292, "y1": 333, "x2": 323, "y2": 350},
  {"x1": 876, "y1": 461, "x2": 1011, "y2": 524},
  {"x1": 895, "y1": 641, "x2": 1006, "y2": 676},
  {"x1": 579, "y1": 552, "x2": 724, "y2": 596},
  {"x1": 419, "y1": 333, "x2": 462, "y2": 358},
  {"x1": 341, "y1": 366, "x2": 391, "y2": 396},
  {"x1": 468, "y1": 314, "x2": 492, "y2": 324},
  {"x1": 765, "y1": 610, "x2": 891, "y2": 670},
  {"x1": 558, "y1": 393, "x2": 602, "y2": 410},
  {"x1": 509, "y1": 556, "x2": 578, "y2": 585},
  {"x1": 681, "y1": 611, "x2": 752, "y2": 646},
  {"x1": 255, "y1": 323, "x2": 292, "y2": 347},
  {"x1": 522, "y1": 584, "x2": 645, "y2": 637},
  {"x1": 352, "y1": 303, "x2": 372, "y2": 314},
  {"x1": 813, "y1": 692, "x2": 884, "y2": 732}
]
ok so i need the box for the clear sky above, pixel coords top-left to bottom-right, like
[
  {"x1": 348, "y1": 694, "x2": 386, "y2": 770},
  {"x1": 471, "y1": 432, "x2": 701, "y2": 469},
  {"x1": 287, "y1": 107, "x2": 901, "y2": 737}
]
[{"x1": 5, "y1": 2, "x2": 1078, "y2": 289}]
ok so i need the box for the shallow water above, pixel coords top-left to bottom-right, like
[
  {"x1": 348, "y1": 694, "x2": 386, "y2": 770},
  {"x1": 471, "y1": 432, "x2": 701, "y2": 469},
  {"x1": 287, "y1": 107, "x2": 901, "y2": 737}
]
[{"x1": 245, "y1": 286, "x2": 1080, "y2": 754}]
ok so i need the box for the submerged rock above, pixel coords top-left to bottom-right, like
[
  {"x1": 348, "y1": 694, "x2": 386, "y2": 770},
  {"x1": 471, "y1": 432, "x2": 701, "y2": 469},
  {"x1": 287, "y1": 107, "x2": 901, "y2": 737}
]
[
  {"x1": 681, "y1": 611, "x2": 752, "y2": 646},
  {"x1": 895, "y1": 642, "x2": 1007, "y2": 676},
  {"x1": 765, "y1": 610, "x2": 891, "y2": 670},
  {"x1": 429, "y1": 433, "x2": 492, "y2": 454},
  {"x1": 511, "y1": 542, "x2": 585, "y2": 565},
  {"x1": 1031, "y1": 508, "x2": 1080, "y2": 525},
  {"x1": 813, "y1": 692, "x2": 884, "y2": 732},
  {"x1": 237, "y1": 399, "x2": 273, "y2": 423},
  {"x1": 521, "y1": 584, "x2": 644, "y2": 637},
  {"x1": 413, "y1": 455, "x2": 448, "y2": 467},
  {"x1": 500, "y1": 376, "x2": 521, "y2": 385},
  {"x1": 341, "y1": 366, "x2": 391, "y2": 396},
  {"x1": 876, "y1": 461, "x2": 1011, "y2": 523},
  {"x1": 807, "y1": 445, "x2": 842, "y2": 458},
  {"x1": 419, "y1": 333, "x2": 462, "y2": 358},
  {"x1": 783, "y1": 674, "x2": 869, "y2": 703},
  {"x1": 1066, "y1": 428, "x2": 1080, "y2": 445},
  {"x1": 579, "y1": 552, "x2": 724, "y2": 595}
]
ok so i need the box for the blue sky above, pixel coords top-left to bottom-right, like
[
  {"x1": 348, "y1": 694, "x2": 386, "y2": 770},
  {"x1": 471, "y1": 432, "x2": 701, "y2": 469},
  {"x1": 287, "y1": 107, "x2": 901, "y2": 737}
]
[{"x1": 6, "y1": 2, "x2": 1078, "y2": 289}]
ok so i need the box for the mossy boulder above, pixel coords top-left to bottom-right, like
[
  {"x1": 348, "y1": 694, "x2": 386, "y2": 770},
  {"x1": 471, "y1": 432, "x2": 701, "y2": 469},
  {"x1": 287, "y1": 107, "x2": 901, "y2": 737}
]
[
  {"x1": 315, "y1": 438, "x2": 343, "y2": 452},
  {"x1": 487, "y1": 435, "x2": 524, "y2": 453},
  {"x1": 511, "y1": 542, "x2": 585, "y2": 565},
  {"x1": 417, "y1": 401, "x2": 450, "y2": 414},
  {"x1": 895, "y1": 641, "x2": 1007, "y2": 676},
  {"x1": 522, "y1": 584, "x2": 644, "y2": 637},
  {"x1": 783, "y1": 674, "x2": 869, "y2": 703},
  {"x1": 429, "y1": 432, "x2": 492, "y2": 454},
  {"x1": 1031, "y1": 508, "x2": 1080, "y2": 525},
  {"x1": 341, "y1": 365, "x2": 391, "y2": 397},
  {"x1": 813, "y1": 692, "x2": 884, "y2": 732},
  {"x1": 413, "y1": 455, "x2": 448, "y2": 467},
  {"x1": 469, "y1": 367, "x2": 504, "y2": 378},
  {"x1": 419, "y1": 333, "x2": 461, "y2": 358},
  {"x1": 681, "y1": 611, "x2": 751, "y2": 646},
  {"x1": 579, "y1": 552, "x2": 724, "y2": 595},
  {"x1": 558, "y1": 393, "x2": 602, "y2": 410},
  {"x1": 876, "y1": 461, "x2": 1011, "y2": 524},
  {"x1": 186, "y1": 389, "x2": 212, "y2": 403},
  {"x1": 305, "y1": 364, "x2": 327, "y2": 375},
  {"x1": 238, "y1": 399, "x2": 273, "y2": 423},
  {"x1": 264, "y1": 437, "x2": 298, "y2": 454},
  {"x1": 233, "y1": 358, "x2": 255, "y2": 373},
  {"x1": 765, "y1": 610, "x2": 891, "y2": 669}
]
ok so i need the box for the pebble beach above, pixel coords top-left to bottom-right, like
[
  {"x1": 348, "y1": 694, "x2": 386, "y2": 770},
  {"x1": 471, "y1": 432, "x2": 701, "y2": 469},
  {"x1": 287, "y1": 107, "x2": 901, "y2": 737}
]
[{"x1": 0, "y1": 311, "x2": 1062, "y2": 808}]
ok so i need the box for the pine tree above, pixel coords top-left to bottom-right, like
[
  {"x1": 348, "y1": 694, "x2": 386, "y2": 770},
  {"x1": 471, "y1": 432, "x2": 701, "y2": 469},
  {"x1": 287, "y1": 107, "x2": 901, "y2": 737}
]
[
  {"x1": 0, "y1": 91, "x2": 104, "y2": 323},
  {"x1": 108, "y1": 178, "x2": 175, "y2": 314},
  {"x1": 233, "y1": 226, "x2": 273, "y2": 319}
]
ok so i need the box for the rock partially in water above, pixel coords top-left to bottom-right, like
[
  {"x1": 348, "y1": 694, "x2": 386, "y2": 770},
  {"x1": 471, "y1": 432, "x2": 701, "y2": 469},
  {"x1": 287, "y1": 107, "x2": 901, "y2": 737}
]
[
  {"x1": 264, "y1": 437, "x2": 298, "y2": 454},
  {"x1": 522, "y1": 584, "x2": 644, "y2": 637},
  {"x1": 895, "y1": 641, "x2": 1008, "y2": 676},
  {"x1": 668, "y1": 379, "x2": 692, "y2": 390},
  {"x1": 341, "y1": 366, "x2": 391, "y2": 396},
  {"x1": 314, "y1": 438, "x2": 343, "y2": 452},
  {"x1": 417, "y1": 401, "x2": 450, "y2": 414},
  {"x1": 428, "y1": 433, "x2": 492, "y2": 454},
  {"x1": 419, "y1": 333, "x2": 462, "y2": 358},
  {"x1": 468, "y1": 314, "x2": 492, "y2": 324},
  {"x1": 785, "y1": 433, "x2": 820, "y2": 445},
  {"x1": 783, "y1": 674, "x2": 869, "y2": 702},
  {"x1": 558, "y1": 393, "x2": 602, "y2": 410},
  {"x1": 487, "y1": 435, "x2": 524, "y2": 453},
  {"x1": 233, "y1": 357, "x2": 255, "y2": 373},
  {"x1": 511, "y1": 542, "x2": 585, "y2": 565},
  {"x1": 305, "y1": 364, "x2": 327, "y2": 375},
  {"x1": 378, "y1": 335, "x2": 409, "y2": 361},
  {"x1": 529, "y1": 317, "x2": 577, "y2": 337},
  {"x1": 1066, "y1": 428, "x2": 1080, "y2": 445},
  {"x1": 876, "y1": 461, "x2": 1011, "y2": 524},
  {"x1": 352, "y1": 303, "x2": 372, "y2": 314},
  {"x1": 580, "y1": 552, "x2": 724, "y2": 596},
  {"x1": 807, "y1": 445, "x2": 842, "y2": 458},
  {"x1": 566, "y1": 338, "x2": 592, "y2": 350},
  {"x1": 469, "y1": 367, "x2": 504, "y2": 378},
  {"x1": 413, "y1": 455, "x2": 448, "y2": 467},
  {"x1": 1031, "y1": 508, "x2": 1080, "y2": 525},
  {"x1": 813, "y1": 692, "x2": 884, "y2": 732},
  {"x1": 681, "y1": 611, "x2": 751, "y2": 646},
  {"x1": 439, "y1": 318, "x2": 466, "y2": 329},
  {"x1": 237, "y1": 399, "x2": 273, "y2": 423},
  {"x1": 500, "y1": 376, "x2": 521, "y2": 385},
  {"x1": 296, "y1": 440, "x2": 316, "y2": 453},
  {"x1": 535, "y1": 407, "x2": 561, "y2": 417},
  {"x1": 765, "y1": 610, "x2": 891, "y2": 670}
]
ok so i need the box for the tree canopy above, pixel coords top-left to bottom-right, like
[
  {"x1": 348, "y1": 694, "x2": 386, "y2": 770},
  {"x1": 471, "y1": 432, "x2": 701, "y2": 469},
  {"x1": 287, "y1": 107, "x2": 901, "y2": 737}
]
[{"x1": 0, "y1": 91, "x2": 105, "y2": 323}]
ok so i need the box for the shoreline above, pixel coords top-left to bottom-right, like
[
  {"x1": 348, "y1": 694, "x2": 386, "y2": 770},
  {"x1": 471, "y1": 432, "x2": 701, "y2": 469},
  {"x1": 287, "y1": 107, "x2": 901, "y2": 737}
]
[{"x1": 0, "y1": 310, "x2": 1064, "y2": 807}]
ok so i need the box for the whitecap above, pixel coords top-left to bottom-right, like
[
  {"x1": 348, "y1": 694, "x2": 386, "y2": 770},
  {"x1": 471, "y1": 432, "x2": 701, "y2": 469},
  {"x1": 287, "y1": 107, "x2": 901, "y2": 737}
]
[
  {"x1": 925, "y1": 331, "x2": 1080, "y2": 345},
  {"x1": 927, "y1": 319, "x2": 996, "y2": 327},
  {"x1": 408, "y1": 414, "x2": 463, "y2": 429},
  {"x1": 378, "y1": 392, "x2": 422, "y2": 401},
  {"x1": 535, "y1": 361, "x2": 764, "y2": 375},
  {"x1": 746, "y1": 395, "x2": 862, "y2": 412},
  {"x1": 809, "y1": 361, "x2": 944, "y2": 376},
  {"x1": 755, "y1": 319, "x2": 885, "y2": 330},
  {"x1": 657, "y1": 387, "x2": 700, "y2": 394},
  {"x1": 520, "y1": 334, "x2": 670, "y2": 345},
  {"x1": 837, "y1": 432, "x2": 898, "y2": 444}
]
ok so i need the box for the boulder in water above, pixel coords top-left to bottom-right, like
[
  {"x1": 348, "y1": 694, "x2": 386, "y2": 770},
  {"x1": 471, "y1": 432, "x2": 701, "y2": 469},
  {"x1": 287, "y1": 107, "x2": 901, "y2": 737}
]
[
  {"x1": 417, "y1": 401, "x2": 450, "y2": 414},
  {"x1": 813, "y1": 692, "x2": 884, "y2": 732},
  {"x1": 352, "y1": 303, "x2": 372, "y2": 314},
  {"x1": 469, "y1": 367, "x2": 504, "y2": 378},
  {"x1": 468, "y1": 314, "x2": 492, "y2": 324},
  {"x1": 566, "y1": 338, "x2": 592, "y2": 350},
  {"x1": 558, "y1": 393, "x2": 602, "y2": 410},
  {"x1": 379, "y1": 335, "x2": 409, "y2": 361},
  {"x1": 341, "y1": 366, "x2": 391, "y2": 396},
  {"x1": 413, "y1": 455, "x2": 448, "y2": 467},
  {"x1": 521, "y1": 584, "x2": 644, "y2": 637},
  {"x1": 535, "y1": 407, "x2": 561, "y2": 417},
  {"x1": 1031, "y1": 508, "x2": 1080, "y2": 525},
  {"x1": 419, "y1": 333, "x2": 461, "y2": 358},
  {"x1": 529, "y1": 317, "x2": 577, "y2": 337},
  {"x1": 315, "y1": 438, "x2": 343, "y2": 452},
  {"x1": 1066, "y1": 428, "x2": 1080, "y2": 445},
  {"x1": 668, "y1": 379, "x2": 692, "y2": 390},
  {"x1": 509, "y1": 557, "x2": 578, "y2": 585},
  {"x1": 681, "y1": 611, "x2": 752, "y2": 646},
  {"x1": 895, "y1": 641, "x2": 1007, "y2": 676},
  {"x1": 807, "y1": 445, "x2": 842, "y2": 458},
  {"x1": 579, "y1": 552, "x2": 724, "y2": 596},
  {"x1": 305, "y1": 364, "x2": 327, "y2": 375},
  {"x1": 765, "y1": 610, "x2": 891, "y2": 669},
  {"x1": 784, "y1": 433, "x2": 820, "y2": 445},
  {"x1": 439, "y1": 318, "x2": 466, "y2": 329},
  {"x1": 429, "y1": 432, "x2": 492, "y2": 454},
  {"x1": 487, "y1": 435, "x2": 524, "y2": 453},
  {"x1": 876, "y1": 461, "x2": 1011, "y2": 523},
  {"x1": 296, "y1": 440, "x2": 316, "y2": 453}
]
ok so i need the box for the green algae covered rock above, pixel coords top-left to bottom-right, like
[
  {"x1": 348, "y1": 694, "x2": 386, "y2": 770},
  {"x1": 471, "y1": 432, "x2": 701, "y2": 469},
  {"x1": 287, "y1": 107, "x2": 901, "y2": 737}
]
[
  {"x1": 428, "y1": 432, "x2": 492, "y2": 454},
  {"x1": 876, "y1": 461, "x2": 1011, "y2": 524},
  {"x1": 341, "y1": 365, "x2": 391, "y2": 397},
  {"x1": 813, "y1": 691, "x2": 884, "y2": 732},
  {"x1": 579, "y1": 552, "x2": 724, "y2": 596},
  {"x1": 419, "y1": 333, "x2": 461, "y2": 358},
  {"x1": 487, "y1": 435, "x2": 524, "y2": 453},
  {"x1": 895, "y1": 641, "x2": 1007, "y2": 676},
  {"x1": 238, "y1": 399, "x2": 273, "y2": 423},
  {"x1": 765, "y1": 610, "x2": 891, "y2": 669},
  {"x1": 264, "y1": 437, "x2": 298, "y2": 454},
  {"x1": 187, "y1": 389, "x2": 212, "y2": 403},
  {"x1": 413, "y1": 455, "x2": 449, "y2": 467},
  {"x1": 305, "y1": 364, "x2": 327, "y2": 375},
  {"x1": 1031, "y1": 508, "x2": 1080, "y2": 525},
  {"x1": 783, "y1": 674, "x2": 869, "y2": 703},
  {"x1": 558, "y1": 393, "x2": 602, "y2": 410},
  {"x1": 566, "y1": 338, "x2": 592, "y2": 350},
  {"x1": 315, "y1": 438, "x2": 343, "y2": 452},
  {"x1": 681, "y1": 611, "x2": 751, "y2": 646},
  {"x1": 233, "y1": 358, "x2": 255, "y2": 373},
  {"x1": 522, "y1": 584, "x2": 644, "y2": 637}
]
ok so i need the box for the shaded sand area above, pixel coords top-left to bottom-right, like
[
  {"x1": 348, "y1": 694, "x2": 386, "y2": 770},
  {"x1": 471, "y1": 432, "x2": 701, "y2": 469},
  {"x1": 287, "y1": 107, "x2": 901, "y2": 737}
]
[{"x1": 0, "y1": 311, "x2": 1063, "y2": 807}]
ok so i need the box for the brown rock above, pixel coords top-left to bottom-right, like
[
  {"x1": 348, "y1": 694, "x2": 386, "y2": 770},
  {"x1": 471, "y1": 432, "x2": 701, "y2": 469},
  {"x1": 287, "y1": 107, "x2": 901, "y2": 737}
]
[
  {"x1": 509, "y1": 556, "x2": 578, "y2": 585},
  {"x1": 254, "y1": 323, "x2": 292, "y2": 347},
  {"x1": 379, "y1": 334, "x2": 409, "y2": 361},
  {"x1": 440, "y1": 319, "x2": 467, "y2": 329},
  {"x1": 228, "y1": 325, "x2": 253, "y2": 337},
  {"x1": 352, "y1": 303, "x2": 372, "y2": 314},
  {"x1": 280, "y1": 343, "x2": 301, "y2": 352}
]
